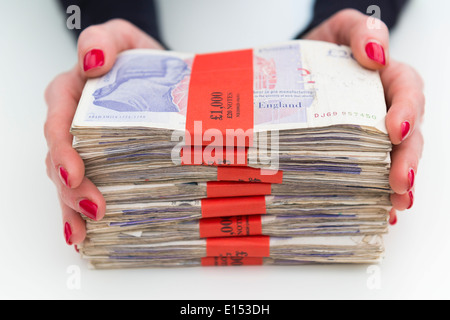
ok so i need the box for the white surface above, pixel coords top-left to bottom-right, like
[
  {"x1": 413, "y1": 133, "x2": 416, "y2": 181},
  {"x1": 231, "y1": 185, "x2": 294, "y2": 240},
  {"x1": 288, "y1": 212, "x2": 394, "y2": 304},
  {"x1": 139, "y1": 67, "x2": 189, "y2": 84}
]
[{"x1": 0, "y1": 0, "x2": 449, "y2": 299}]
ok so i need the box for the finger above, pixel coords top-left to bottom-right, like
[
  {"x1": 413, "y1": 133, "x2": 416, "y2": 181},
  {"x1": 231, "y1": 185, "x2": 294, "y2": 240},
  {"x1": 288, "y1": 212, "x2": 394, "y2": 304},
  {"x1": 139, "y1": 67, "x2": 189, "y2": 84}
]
[
  {"x1": 44, "y1": 67, "x2": 86, "y2": 189},
  {"x1": 381, "y1": 61, "x2": 425, "y2": 145},
  {"x1": 61, "y1": 200, "x2": 87, "y2": 245},
  {"x1": 389, "y1": 128, "x2": 423, "y2": 195},
  {"x1": 59, "y1": 177, "x2": 106, "y2": 222},
  {"x1": 389, "y1": 208, "x2": 397, "y2": 226},
  {"x1": 47, "y1": 154, "x2": 105, "y2": 222},
  {"x1": 304, "y1": 9, "x2": 389, "y2": 69},
  {"x1": 391, "y1": 187, "x2": 414, "y2": 212},
  {"x1": 78, "y1": 18, "x2": 164, "y2": 76}
]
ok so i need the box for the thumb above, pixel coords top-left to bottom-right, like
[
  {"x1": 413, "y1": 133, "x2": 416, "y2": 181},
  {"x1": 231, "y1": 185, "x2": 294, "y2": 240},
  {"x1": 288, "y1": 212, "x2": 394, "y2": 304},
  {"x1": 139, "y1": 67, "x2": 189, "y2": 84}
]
[
  {"x1": 304, "y1": 9, "x2": 390, "y2": 70},
  {"x1": 78, "y1": 18, "x2": 164, "y2": 77}
]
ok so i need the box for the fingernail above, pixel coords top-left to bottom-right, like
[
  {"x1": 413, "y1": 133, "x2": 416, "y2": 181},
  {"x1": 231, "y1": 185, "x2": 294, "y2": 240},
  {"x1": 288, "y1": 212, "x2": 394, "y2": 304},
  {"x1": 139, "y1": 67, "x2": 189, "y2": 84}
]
[
  {"x1": 408, "y1": 168, "x2": 415, "y2": 191},
  {"x1": 59, "y1": 166, "x2": 70, "y2": 187},
  {"x1": 79, "y1": 199, "x2": 98, "y2": 220},
  {"x1": 389, "y1": 215, "x2": 397, "y2": 226},
  {"x1": 401, "y1": 121, "x2": 411, "y2": 141},
  {"x1": 64, "y1": 222, "x2": 72, "y2": 245},
  {"x1": 74, "y1": 245, "x2": 79, "y2": 253},
  {"x1": 365, "y1": 42, "x2": 386, "y2": 65},
  {"x1": 83, "y1": 49, "x2": 105, "y2": 71},
  {"x1": 407, "y1": 191, "x2": 414, "y2": 210}
]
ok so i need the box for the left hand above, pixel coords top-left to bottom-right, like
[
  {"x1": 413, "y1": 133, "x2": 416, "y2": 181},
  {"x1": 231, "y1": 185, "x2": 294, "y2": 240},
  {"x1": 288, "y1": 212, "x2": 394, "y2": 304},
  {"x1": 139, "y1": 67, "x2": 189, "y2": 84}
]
[
  {"x1": 44, "y1": 19, "x2": 165, "y2": 246},
  {"x1": 303, "y1": 9, "x2": 425, "y2": 225}
]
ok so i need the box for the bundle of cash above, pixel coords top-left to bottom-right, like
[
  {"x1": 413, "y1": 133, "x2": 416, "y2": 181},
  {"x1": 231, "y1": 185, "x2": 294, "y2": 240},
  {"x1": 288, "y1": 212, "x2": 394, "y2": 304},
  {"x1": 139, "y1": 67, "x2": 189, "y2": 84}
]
[
  {"x1": 88, "y1": 257, "x2": 308, "y2": 270},
  {"x1": 85, "y1": 194, "x2": 390, "y2": 233},
  {"x1": 71, "y1": 40, "x2": 392, "y2": 268},
  {"x1": 83, "y1": 213, "x2": 388, "y2": 246},
  {"x1": 98, "y1": 180, "x2": 390, "y2": 203},
  {"x1": 83, "y1": 235, "x2": 384, "y2": 269}
]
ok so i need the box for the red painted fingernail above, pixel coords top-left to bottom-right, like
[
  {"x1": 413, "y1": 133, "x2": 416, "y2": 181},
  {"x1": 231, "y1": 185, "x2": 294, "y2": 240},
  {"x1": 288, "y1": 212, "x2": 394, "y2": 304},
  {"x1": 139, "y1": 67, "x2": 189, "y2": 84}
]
[
  {"x1": 365, "y1": 42, "x2": 386, "y2": 65},
  {"x1": 59, "y1": 166, "x2": 70, "y2": 187},
  {"x1": 64, "y1": 222, "x2": 72, "y2": 245},
  {"x1": 74, "y1": 245, "x2": 79, "y2": 253},
  {"x1": 79, "y1": 199, "x2": 98, "y2": 220},
  {"x1": 389, "y1": 215, "x2": 397, "y2": 226},
  {"x1": 407, "y1": 191, "x2": 414, "y2": 210},
  {"x1": 83, "y1": 49, "x2": 105, "y2": 71},
  {"x1": 401, "y1": 121, "x2": 411, "y2": 141},
  {"x1": 408, "y1": 169, "x2": 415, "y2": 191}
]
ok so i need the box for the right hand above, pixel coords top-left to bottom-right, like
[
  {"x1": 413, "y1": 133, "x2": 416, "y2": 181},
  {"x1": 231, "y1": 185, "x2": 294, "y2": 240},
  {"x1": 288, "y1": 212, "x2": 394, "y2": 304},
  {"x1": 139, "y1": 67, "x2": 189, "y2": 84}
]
[
  {"x1": 44, "y1": 19, "x2": 164, "y2": 246},
  {"x1": 303, "y1": 9, "x2": 425, "y2": 225}
]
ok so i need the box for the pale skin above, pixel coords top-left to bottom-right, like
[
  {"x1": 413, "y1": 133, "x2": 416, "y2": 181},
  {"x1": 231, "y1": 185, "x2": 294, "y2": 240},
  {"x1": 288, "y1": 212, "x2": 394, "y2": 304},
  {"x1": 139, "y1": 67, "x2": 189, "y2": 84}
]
[{"x1": 44, "y1": 10, "x2": 424, "y2": 246}]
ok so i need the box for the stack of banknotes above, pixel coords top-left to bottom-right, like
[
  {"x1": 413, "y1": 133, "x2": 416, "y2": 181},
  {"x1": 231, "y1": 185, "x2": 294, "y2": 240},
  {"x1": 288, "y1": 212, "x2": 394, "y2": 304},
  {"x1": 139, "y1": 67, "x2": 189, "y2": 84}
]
[{"x1": 71, "y1": 40, "x2": 392, "y2": 269}]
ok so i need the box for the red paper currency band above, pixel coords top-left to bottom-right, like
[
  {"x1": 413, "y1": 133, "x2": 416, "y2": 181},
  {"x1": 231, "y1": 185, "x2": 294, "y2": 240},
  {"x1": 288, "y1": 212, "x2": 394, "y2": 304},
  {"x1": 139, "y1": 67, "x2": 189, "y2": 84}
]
[
  {"x1": 201, "y1": 256, "x2": 264, "y2": 266},
  {"x1": 206, "y1": 181, "x2": 272, "y2": 198},
  {"x1": 185, "y1": 49, "x2": 254, "y2": 148},
  {"x1": 180, "y1": 146, "x2": 248, "y2": 166},
  {"x1": 217, "y1": 166, "x2": 283, "y2": 184},
  {"x1": 199, "y1": 215, "x2": 263, "y2": 238},
  {"x1": 201, "y1": 196, "x2": 266, "y2": 218},
  {"x1": 205, "y1": 235, "x2": 270, "y2": 257}
]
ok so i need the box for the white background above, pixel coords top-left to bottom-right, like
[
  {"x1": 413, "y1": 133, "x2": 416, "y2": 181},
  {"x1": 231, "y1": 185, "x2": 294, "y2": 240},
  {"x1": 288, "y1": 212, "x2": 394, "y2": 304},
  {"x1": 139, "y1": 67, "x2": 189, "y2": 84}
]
[{"x1": 0, "y1": 0, "x2": 449, "y2": 299}]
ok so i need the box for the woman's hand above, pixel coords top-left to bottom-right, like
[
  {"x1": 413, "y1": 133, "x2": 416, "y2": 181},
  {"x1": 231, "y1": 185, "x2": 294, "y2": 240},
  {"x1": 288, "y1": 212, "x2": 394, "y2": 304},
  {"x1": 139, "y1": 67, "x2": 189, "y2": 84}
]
[
  {"x1": 303, "y1": 9, "x2": 425, "y2": 224},
  {"x1": 44, "y1": 19, "x2": 164, "y2": 246}
]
